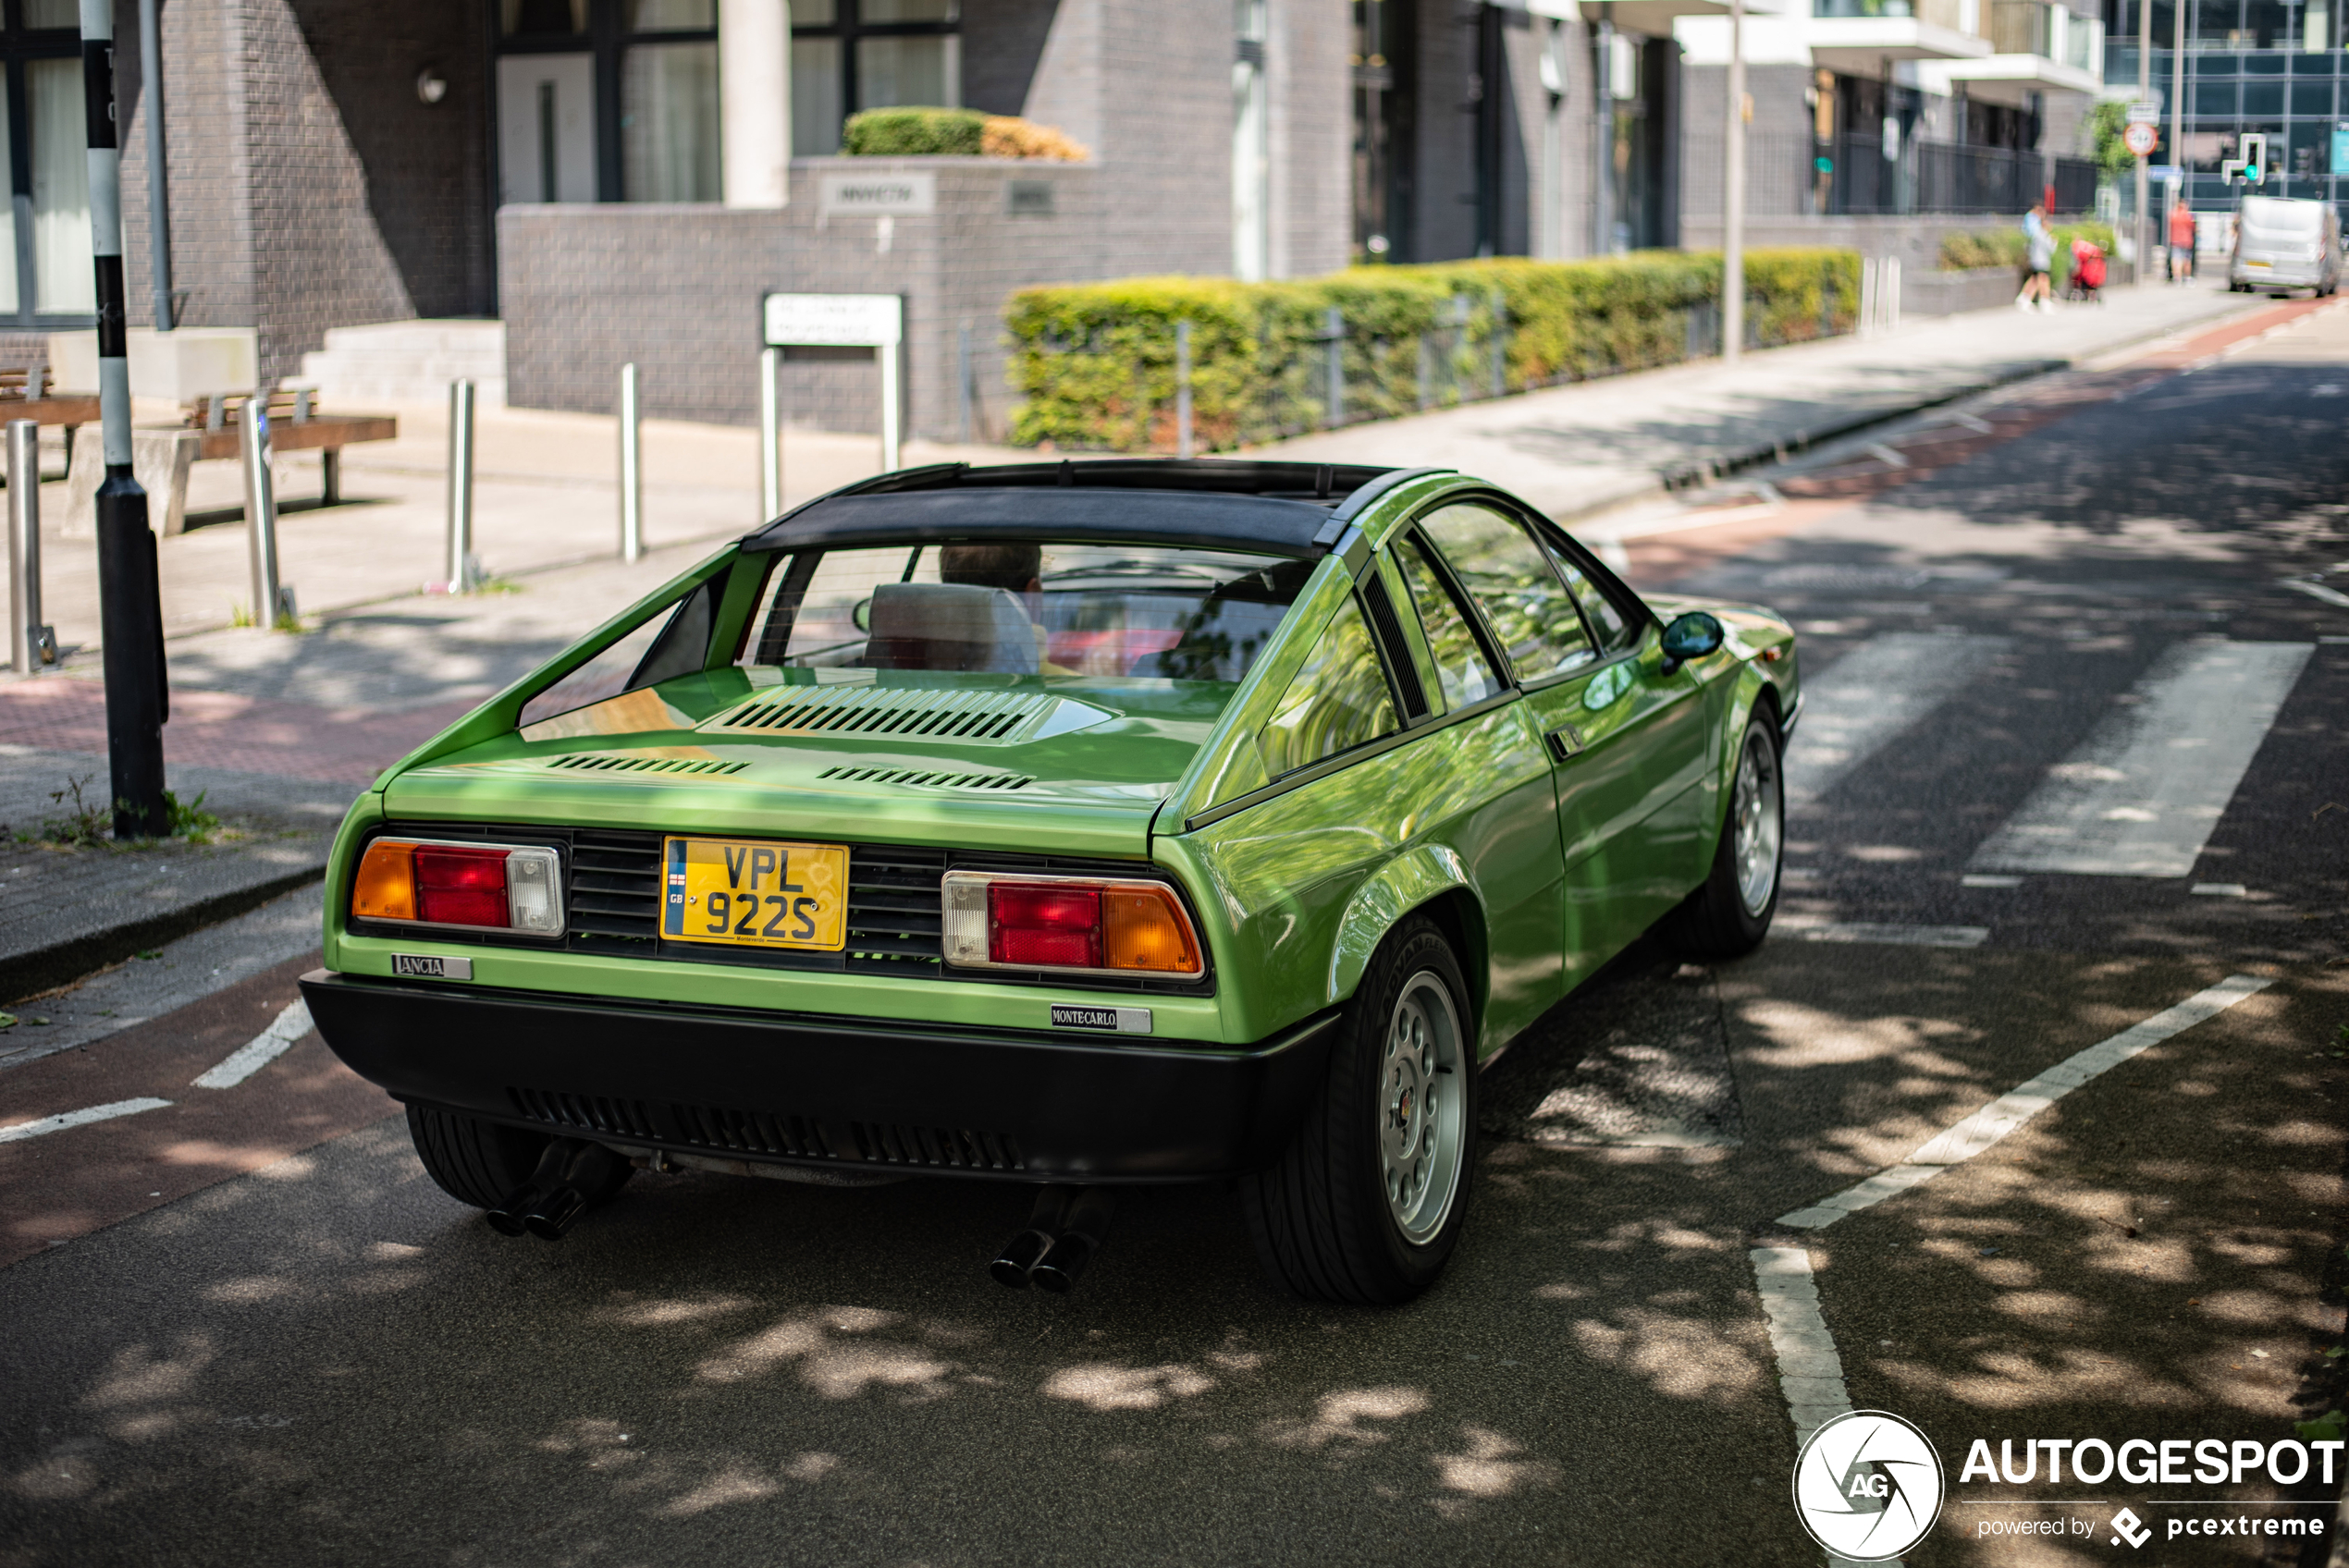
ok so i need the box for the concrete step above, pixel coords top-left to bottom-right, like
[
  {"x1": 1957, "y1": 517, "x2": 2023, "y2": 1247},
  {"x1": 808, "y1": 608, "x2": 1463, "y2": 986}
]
[{"x1": 301, "y1": 319, "x2": 507, "y2": 408}]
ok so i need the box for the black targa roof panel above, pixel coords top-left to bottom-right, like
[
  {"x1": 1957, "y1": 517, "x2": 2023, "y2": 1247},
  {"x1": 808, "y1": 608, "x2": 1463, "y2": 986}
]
[{"x1": 739, "y1": 459, "x2": 1430, "y2": 559}]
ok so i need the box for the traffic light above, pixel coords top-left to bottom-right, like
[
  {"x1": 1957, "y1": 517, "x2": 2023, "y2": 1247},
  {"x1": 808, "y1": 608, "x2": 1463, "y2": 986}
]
[{"x1": 2225, "y1": 132, "x2": 2269, "y2": 185}]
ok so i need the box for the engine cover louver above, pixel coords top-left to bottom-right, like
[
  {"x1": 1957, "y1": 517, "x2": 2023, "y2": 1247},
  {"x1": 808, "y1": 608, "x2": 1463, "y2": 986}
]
[
  {"x1": 698, "y1": 686, "x2": 1108, "y2": 746},
  {"x1": 816, "y1": 766, "x2": 1033, "y2": 791}
]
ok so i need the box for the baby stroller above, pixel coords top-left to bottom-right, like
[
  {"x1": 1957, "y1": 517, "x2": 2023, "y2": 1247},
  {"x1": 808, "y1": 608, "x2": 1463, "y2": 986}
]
[{"x1": 2066, "y1": 238, "x2": 2107, "y2": 302}]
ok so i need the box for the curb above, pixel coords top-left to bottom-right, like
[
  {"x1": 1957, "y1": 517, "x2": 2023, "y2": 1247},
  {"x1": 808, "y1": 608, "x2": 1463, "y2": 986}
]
[
  {"x1": 0, "y1": 861, "x2": 326, "y2": 1006},
  {"x1": 1556, "y1": 290, "x2": 2273, "y2": 530}
]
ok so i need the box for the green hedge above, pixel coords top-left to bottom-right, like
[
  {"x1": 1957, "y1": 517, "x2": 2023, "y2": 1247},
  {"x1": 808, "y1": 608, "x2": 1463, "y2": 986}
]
[
  {"x1": 1004, "y1": 251, "x2": 1860, "y2": 452},
  {"x1": 1937, "y1": 222, "x2": 2117, "y2": 272},
  {"x1": 842, "y1": 107, "x2": 985, "y2": 156}
]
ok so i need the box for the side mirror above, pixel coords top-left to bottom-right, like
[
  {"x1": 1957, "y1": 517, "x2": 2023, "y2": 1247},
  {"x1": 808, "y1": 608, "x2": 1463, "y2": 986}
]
[
  {"x1": 852, "y1": 597, "x2": 873, "y2": 632},
  {"x1": 1659, "y1": 610, "x2": 1725, "y2": 675}
]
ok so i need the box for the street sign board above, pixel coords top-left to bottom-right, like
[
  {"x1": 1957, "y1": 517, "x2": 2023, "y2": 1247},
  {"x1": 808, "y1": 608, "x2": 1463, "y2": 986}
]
[
  {"x1": 760, "y1": 292, "x2": 907, "y2": 479},
  {"x1": 762, "y1": 292, "x2": 903, "y2": 348},
  {"x1": 2123, "y1": 122, "x2": 2158, "y2": 155},
  {"x1": 2333, "y1": 122, "x2": 2349, "y2": 175},
  {"x1": 2126, "y1": 99, "x2": 2162, "y2": 124},
  {"x1": 2148, "y1": 165, "x2": 2183, "y2": 181}
]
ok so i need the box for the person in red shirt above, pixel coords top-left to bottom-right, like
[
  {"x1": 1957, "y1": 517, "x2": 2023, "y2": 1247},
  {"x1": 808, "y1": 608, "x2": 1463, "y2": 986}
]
[{"x1": 2168, "y1": 198, "x2": 2198, "y2": 282}]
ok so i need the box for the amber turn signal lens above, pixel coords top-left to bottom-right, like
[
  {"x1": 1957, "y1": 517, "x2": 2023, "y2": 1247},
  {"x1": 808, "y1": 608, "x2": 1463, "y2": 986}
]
[
  {"x1": 351, "y1": 839, "x2": 418, "y2": 921},
  {"x1": 1102, "y1": 887, "x2": 1200, "y2": 974}
]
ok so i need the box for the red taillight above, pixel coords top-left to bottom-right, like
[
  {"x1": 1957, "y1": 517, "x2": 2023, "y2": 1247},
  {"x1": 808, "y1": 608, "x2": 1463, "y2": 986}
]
[
  {"x1": 414, "y1": 846, "x2": 510, "y2": 928},
  {"x1": 943, "y1": 871, "x2": 1204, "y2": 977},
  {"x1": 990, "y1": 883, "x2": 1101, "y2": 968}
]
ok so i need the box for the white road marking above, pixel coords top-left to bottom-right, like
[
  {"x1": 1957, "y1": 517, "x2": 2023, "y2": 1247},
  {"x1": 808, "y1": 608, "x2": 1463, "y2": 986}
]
[
  {"x1": 2283, "y1": 579, "x2": 2349, "y2": 609},
  {"x1": 193, "y1": 1000, "x2": 314, "y2": 1090},
  {"x1": 2191, "y1": 882, "x2": 2248, "y2": 897},
  {"x1": 1961, "y1": 874, "x2": 2023, "y2": 888},
  {"x1": 1752, "y1": 1246, "x2": 1856, "y2": 1442},
  {"x1": 1788, "y1": 921, "x2": 1989, "y2": 949},
  {"x1": 1751, "y1": 1246, "x2": 1908, "y2": 1568},
  {"x1": 1864, "y1": 444, "x2": 1911, "y2": 468},
  {"x1": 1776, "y1": 974, "x2": 2270, "y2": 1229},
  {"x1": 1785, "y1": 632, "x2": 2011, "y2": 807},
  {"x1": 0, "y1": 1097, "x2": 174, "y2": 1145},
  {"x1": 1970, "y1": 640, "x2": 2311, "y2": 877}
]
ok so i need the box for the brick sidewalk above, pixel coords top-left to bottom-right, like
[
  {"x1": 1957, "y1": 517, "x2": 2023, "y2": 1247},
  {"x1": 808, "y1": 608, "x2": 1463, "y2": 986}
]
[{"x1": 0, "y1": 679, "x2": 471, "y2": 788}]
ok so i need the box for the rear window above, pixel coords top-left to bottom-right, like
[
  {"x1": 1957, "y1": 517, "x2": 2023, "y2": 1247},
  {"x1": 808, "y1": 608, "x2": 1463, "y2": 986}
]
[
  {"x1": 2243, "y1": 198, "x2": 2323, "y2": 233},
  {"x1": 742, "y1": 542, "x2": 1315, "y2": 684}
]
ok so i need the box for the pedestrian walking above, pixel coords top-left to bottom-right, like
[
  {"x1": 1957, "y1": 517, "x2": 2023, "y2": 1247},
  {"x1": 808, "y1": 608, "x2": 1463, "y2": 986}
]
[
  {"x1": 2016, "y1": 203, "x2": 2056, "y2": 312},
  {"x1": 2168, "y1": 197, "x2": 2197, "y2": 282}
]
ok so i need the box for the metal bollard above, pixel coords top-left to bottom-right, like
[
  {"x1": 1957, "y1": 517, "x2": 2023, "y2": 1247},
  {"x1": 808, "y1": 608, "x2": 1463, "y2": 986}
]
[
  {"x1": 758, "y1": 346, "x2": 781, "y2": 521},
  {"x1": 1323, "y1": 305, "x2": 1345, "y2": 429},
  {"x1": 240, "y1": 391, "x2": 289, "y2": 628},
  {"x1": 878, "y1": 335, "x2": 902, "y2": 475},
  {"x1": 6, "y1": 419, "x2": 51, "y2": 670},
  {"x1": 618, "y1": 362, "x2": 642, "y2": 563},
  {"x1": 957, "y1": 323, "x2": 974, "y2": 444},
  {"x1": 447, "y1": 378, "x2": 476, "y2": 592},
  {"x1": 1174, "y1": 320, "x2": 1194, "y2": 460}
]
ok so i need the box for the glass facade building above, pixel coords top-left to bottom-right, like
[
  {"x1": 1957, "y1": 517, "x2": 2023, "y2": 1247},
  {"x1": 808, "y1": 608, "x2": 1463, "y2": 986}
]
[{"x1": 2106, "y1": 0, "x2": 2349, "y2": 212}]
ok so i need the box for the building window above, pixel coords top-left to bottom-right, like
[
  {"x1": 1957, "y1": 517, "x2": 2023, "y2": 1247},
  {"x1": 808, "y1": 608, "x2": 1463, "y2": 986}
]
[
  {"x1": 791, "y1": 1, "x2": 962, "y2": 156},
  {"x1": 0, "y1": 1, "x2": 92, "y2": 325},
  {"x1": 496, "y1": 0, "x2": 720, "y2": 203}
]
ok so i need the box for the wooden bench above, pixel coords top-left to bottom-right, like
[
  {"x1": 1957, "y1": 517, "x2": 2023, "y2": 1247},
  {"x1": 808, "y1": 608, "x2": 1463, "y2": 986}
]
[
  {"x1": 63, "y1": 386, "x2": 398, "y2": 536},
  {"x1": 179, "y1": 389, "x2": 398, "y2": 510},
  {"x1": 0, "y1": 361, "x2": 100, "y2": 467}
]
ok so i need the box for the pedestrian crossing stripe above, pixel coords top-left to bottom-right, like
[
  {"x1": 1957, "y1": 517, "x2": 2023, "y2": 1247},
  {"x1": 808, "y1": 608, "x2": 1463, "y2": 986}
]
[
  {"x1": 1969, "y1": 640, "x2": 2311, "y2": 878},
  {"x1": 1783, "y1": 632, "x2": 2011, "y2": 808}
]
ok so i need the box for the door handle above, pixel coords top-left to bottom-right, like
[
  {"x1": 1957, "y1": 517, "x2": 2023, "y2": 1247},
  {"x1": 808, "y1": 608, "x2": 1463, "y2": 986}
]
[{"x1": 1545, "y1": 726, "x2": 1584, "y2": 761}]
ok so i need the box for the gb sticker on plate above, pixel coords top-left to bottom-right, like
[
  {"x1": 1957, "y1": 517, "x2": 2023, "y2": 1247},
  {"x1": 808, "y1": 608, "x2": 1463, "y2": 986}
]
[{"x1": 1050, "y1": 1004, "x2": 1151, "y2": 1035}]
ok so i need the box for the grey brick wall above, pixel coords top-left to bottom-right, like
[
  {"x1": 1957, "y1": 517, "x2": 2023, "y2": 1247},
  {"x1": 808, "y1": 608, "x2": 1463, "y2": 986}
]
[
  {"x1": 500, "y1": 159, "x2": 1143, "y2": 443},
  {"x1": 1269, "y1": 0, "x2": 1352, "y2": 278},
  {"x1": 116, "y1": 0, "x2": 488, "y2": 380}
]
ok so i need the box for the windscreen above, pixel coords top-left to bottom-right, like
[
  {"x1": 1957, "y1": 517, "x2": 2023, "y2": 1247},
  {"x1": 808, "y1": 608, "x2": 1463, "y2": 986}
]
[{"x1": 743, "y1": 542, "x2": 1316, "y2": 685}]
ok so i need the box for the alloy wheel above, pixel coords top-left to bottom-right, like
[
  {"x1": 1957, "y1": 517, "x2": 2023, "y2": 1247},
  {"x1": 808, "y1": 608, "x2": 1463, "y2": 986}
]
[
  {"x1": 1732, "y1": 726, "x2": 1784, "y2": 918},
  {"x1": 1378, "y1": 971, "x2": 1467, "y2": 1243}
]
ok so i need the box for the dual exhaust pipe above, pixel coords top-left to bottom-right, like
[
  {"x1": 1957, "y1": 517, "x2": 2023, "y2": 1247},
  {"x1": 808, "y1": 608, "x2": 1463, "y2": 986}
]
[
  {"x1": 486, "y1": 1139, "x2": 624, "y2": 1241},
  {"x1": 991, "y1": 1185, "x2": 1117, "y2": 1293}
]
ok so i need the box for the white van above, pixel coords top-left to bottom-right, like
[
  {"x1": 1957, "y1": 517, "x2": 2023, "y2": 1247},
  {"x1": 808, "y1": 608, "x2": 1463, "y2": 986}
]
[{"x1": 2230, "y1": 195, "x2": 2342, "y2": 295}]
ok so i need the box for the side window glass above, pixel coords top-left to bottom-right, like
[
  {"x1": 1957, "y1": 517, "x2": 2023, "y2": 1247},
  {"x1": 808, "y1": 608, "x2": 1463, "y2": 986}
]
[
  {"x1": 1417, "y1": 503, "x2": 1595, "y2": 683},
  {"x1": 1394, "y1": 535, "x2": 1504, "y2": 709},
  {"x1": 1257, "y1": 595, "x2": 1400, "y2": 778},
  {"x1": 1539, "y1": 537, "x2": 1639, "y2": 655}
]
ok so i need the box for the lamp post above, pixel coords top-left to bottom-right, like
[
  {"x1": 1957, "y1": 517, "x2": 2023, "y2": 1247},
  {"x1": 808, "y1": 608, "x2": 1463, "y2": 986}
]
[
  {"x1": 1724, "y1": 0, "x2": 1748, "y2": 362},
  {"x1": 2134, "y1": 0, "x2": 2151, "y2": 283},
  {"x1": 80, "y1": 0, "x2": 168, "y2": 839}
]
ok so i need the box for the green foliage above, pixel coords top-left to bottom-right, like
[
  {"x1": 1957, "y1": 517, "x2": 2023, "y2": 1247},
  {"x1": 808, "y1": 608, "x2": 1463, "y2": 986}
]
[
  {"x1": 1937, "y1": 222, "x2": 2118, "y2": 272},
  {"x1": 166, "y1": 789, "x2": 223, "y2": 845},
  {"x1": 2087, "y1": 100, "x2": 2140, "y2": 180},
  {"x1": 842, "y1": 106, "x2": 986, "y2": 156},
  {"x1": 2296, "y1": 1410, "x2": 2346, "y2": 1443},
  {"x1": 19, "y1": 775, "x2": 109, "y2": 848},
  {"x1": 1003, "y1": 250, "x2": 1862, "y2": 453}
]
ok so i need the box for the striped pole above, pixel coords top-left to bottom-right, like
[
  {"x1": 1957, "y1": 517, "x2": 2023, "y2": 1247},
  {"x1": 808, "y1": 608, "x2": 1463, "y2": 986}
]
[{"x1": 82, "y1": 0, "x2": 168, "y2": 838}]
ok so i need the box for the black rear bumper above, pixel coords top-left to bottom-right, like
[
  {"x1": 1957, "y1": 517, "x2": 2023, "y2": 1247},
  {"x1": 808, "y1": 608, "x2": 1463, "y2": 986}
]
[{"x1": 300, "y1": 970, "x2": 1338, "y2": 1182}]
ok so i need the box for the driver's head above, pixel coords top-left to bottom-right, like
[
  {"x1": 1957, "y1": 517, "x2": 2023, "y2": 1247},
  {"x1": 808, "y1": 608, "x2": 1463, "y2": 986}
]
[{"x1": 940, "y1": 543, "x2": 1042, "y2": 594}]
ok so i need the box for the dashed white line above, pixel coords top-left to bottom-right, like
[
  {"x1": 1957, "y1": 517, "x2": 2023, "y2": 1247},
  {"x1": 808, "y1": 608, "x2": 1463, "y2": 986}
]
[
  {"x1": 0, "y1": 1097, "x2": 174, "y2": 1145},
  {"x1": 193, "y1": 1000, "x2": 314, "y2": 1090},
  {"x1": 1788, "y1": 922, "x2": 1989, "y2": 949},
  {"x1": 1776, "y1": 974, "x2": 2271, "y2": 1230},
  {"x1": 2283, "y1": 579, "x2": 2349, "y2": 609}
]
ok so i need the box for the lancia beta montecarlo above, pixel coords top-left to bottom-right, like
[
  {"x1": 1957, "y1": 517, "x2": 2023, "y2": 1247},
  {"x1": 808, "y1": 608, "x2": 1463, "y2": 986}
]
[{"x1": 301, "y1": 460, "x2": 1800, "y2": 1305}]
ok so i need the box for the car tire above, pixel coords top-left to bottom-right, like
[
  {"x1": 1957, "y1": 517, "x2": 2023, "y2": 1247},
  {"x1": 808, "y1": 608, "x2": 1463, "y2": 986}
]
[
  {"x1": 406, "y1": 1106, "x2": 631, "y2": 1211},
  {"x1": 1667, "y1": 707, "x2": 1784, "y2": 960},
  {"x1": 1243, "y1": 917, "x2": 1478, "y2": 1305}
]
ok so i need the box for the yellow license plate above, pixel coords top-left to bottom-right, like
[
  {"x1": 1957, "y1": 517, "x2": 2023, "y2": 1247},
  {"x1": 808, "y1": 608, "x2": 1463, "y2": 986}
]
[{"x1": 661, "y1": 837, "x2": 849, "y2": 950}]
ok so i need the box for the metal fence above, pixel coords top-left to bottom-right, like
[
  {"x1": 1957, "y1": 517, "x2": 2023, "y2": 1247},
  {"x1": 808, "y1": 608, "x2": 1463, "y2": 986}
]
[{"x1": 1822, "y1": 135, "x2": 2100, "y2": 215}]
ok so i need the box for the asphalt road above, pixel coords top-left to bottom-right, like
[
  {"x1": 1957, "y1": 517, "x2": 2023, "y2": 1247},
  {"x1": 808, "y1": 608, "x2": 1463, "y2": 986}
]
[{"x1": 4, "y1": 298, "x2": 2347, "y2": 1568}]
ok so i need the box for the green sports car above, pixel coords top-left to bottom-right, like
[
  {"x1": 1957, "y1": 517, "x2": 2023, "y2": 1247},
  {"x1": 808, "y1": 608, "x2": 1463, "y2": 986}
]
[{"x1": 301, "y1": 459, "x2": 1798, "y2": 1305}]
